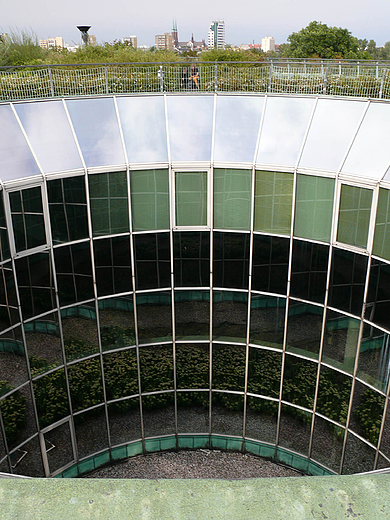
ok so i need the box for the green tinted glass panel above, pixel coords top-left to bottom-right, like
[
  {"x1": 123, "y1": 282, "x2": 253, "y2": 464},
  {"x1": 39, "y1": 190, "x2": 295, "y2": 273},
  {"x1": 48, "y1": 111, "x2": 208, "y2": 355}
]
[
  {"x1": 254, "y1": 171, "x2": 293, "y2": 234},
  {"x1": 130, "y1": 169, "x2": 169, "y2": 231},
  {"x1": 176, "y1": 171, "x2": 207, "y2": 227},
  {"x1": 214, "y1": 168, "x2": 251, "y2": 230},
  {"x1": 89, "y1": 171, "x2": 129, "y2": 236},
  {"x1": 10, "y1": 187, "x2": 46, "y2": 252},
  {"x1": 294, "y1": 175, "x2": 334, "y2": 242},
  {"x1": 337, "y1": 185, "x2": 372, "y2": 248},
  {"x1": 373, "y1": 188, "x2": 390, "y2": 261}
]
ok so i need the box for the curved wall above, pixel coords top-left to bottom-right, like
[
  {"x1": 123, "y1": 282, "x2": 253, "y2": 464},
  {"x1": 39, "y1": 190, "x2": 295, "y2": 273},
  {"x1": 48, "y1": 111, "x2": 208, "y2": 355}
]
[{"x1": 1, "y1": 93, "x2": 390, "y2": 477}]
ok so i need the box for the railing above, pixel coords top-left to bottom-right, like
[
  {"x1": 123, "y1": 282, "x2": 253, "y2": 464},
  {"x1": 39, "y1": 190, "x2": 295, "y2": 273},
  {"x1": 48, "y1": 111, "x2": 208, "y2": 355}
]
[{"x1": 1, "y1": 60, "x2": 390, "y2": 101}]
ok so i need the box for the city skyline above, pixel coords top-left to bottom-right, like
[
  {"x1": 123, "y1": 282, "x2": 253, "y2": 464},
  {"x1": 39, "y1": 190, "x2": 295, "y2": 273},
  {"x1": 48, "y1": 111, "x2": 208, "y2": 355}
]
[{"x1": 3, "y1": 0, "x2": 390, "y2": 49}]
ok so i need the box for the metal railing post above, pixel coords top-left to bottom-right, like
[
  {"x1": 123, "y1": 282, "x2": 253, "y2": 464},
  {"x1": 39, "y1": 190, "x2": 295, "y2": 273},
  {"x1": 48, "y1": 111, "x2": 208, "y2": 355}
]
[
  {"x1": 323, "y1": 66, "x2": 329, "y2": 95},
  {"x1": 379, "y1": 68, "x2": 387, "y2": 99},
  {"x1": 268, "y1": 62, "x2": 273, "y2": 93},
  {"x1": 159, "y1": 65, "x2": 164, "y2": 92},
  {"x1": 214, "y1": 63, "x2": 218, "y2": 92},
  {"x1": 105, "y1": 65, "x2": 109, "y2": 94},
  {"x1": 48, "y1": 66, "x2": 54, "y2": 97}
]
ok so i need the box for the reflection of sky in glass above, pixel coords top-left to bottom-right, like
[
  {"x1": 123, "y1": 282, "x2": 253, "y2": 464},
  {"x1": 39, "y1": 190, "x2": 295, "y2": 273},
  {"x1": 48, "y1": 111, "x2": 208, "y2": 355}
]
[
  {"x1": 66, "y1": 98, "x2": 125, "y2": 167},
  {"x1": 167, "y1": 96, "x2": 213, "y2": 161},
  {"x1": 214, "y1": 96, "x2": 264, "y2": 163},
  {"x1": 257, "y1": 97, "x2": 314, "y2": 167},
  {"x1": 300, "y1": 99, "x2": 366, "y2": 172},
  {"x1": 14, "y1": 101, "x2": 82, "y2": 173},
  {"x1": 0, "y1": 104, "x2": 40, "y2": 181},
  {"x1": 117, "y1": 96, "x2": 168, "y2": 163},
  {"x1": 343, "y1": 102, "x2": 390, "y2": 180}
]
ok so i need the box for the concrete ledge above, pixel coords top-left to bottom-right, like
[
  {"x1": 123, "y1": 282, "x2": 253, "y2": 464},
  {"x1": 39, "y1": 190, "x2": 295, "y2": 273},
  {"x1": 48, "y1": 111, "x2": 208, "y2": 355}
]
[{"x1": 0, "y1": 474, "x2": 389, "y2": 519}]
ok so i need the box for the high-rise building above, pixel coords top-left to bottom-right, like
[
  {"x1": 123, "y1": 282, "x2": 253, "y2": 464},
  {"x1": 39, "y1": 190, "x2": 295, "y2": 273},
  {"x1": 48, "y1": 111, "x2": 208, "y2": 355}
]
[
  {"x1": 39, "y1": 37, "x2": 64, "y2": 50},
  {"x1": 262, "y1": 36, "x2": 275, "y2": 53},
  {"x1": 208, "y1": 20, "x2": 225, "y2": 49},
  {"x1": 122, "y1": 36, "x2": 137, "y2": 49}
]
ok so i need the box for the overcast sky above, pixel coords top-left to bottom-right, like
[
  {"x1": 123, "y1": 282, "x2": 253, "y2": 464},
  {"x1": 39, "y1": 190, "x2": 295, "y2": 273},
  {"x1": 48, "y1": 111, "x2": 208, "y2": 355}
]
[{"x1": 3, "y1": 0, "x2": 390, "y2": 48}]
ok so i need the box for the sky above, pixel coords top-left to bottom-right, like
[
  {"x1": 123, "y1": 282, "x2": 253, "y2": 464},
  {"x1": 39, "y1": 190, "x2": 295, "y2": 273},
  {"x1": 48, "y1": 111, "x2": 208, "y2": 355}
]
[{"x1": 2, "y1": 0, "x2": 390, "y2": 48}]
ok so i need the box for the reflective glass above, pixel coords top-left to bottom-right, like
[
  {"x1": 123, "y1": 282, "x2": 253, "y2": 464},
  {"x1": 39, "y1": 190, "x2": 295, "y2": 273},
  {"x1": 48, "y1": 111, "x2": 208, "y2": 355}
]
[
  {"x1": 108, "y1": 398, "x2": 141, "y2": 446},
  {"x1": 68, "y1": 357, "x2": 104, "y2": 412},
  {"x1": 248, "y1": 347, "x2": 281, "y2": 398},
  {"x1": 349, "y1": 380, "x2": 385, "y2": 446},
  {"x1": 103, "y1": 349, "x2": 138, "y2": 400},
  {"x1": 140, "y1": 344, "x2": 174, "y2": 394},
  {"x1": 213, "y1": 232, "x2": 250, "y2": 289},
  {"x1": 212, "y1": 343, "x2": 245, "y2": 393},
  {"x1": 250, "y1": 295, "x2": 285, "y2": 349},
  {"x1": 0, "y1": 104, "x2": 40, "y2": 181},
  {"x1": 342, "y1": 432, "x2": 376, "y2": 474},
  {"x1": 257, "y1": 96, "x2": 314, "y2": 167},
  {"x1": 245, "y1": 396, "x2": 277, "y2": 443},
  {"x1": 94, "y1": 236, "x2": 132, "y2": 296},
  {"x1": 211, "y1": 395, "x2": 244, "y2": 436},
  {"x1": 45, "y1": 422, "x2": 74, "y2": 475},
  {"x1": 214, "y1": 96, "x2": 264, "y2": 163},
  {"x1": 175, "y1": 171, "x2": 207, "y2": 226},
  {"x1": 286, "y1": 301, "x2": 323, "y2": 359},
  {"x1": 0, "y1": 263, "x2": 20, "y2": 332},
  {"x1": 300, "y1": 99, "x2": 365, "y2": 172},
  {"x1": 213, "y1": 290, "x2": 248, "y2": 343},
  {"x1": 251, "y1": 234, "x2": 289, "y2": 295},
  {"x1": 177, "y1": 391, "x2": 209, "y2": 433},
  {"x1": 373, "y1": 188, "x2": 390, "y2": 261},
  {"x1": 337, "y1": 185, "x2": 372, "y2": 248},
  {"x1": 167, "y1": 96, "x2": 213, "y2": 161},
  {"x1": 12, "y1": 436, "x2": 45, "y2": 477},
  {"x1": 136, "y1": 291, "x2": 172, "y2": 344},
  {"x1": 279, "y1": 406, "x2": 312, "y2": 457},
  {"x1": 33, "y1": 367, "x2": 69, "y2": 428},
  {"x1": 357, "y1": 323, "x2": 390, "y2": 392},
  {"x1": 25, "y1": 312, "x2": 63, "y2": 377},
  {"x1": 117, "y1": 96, "x2": 168, "y2": 163},
  {"x1": 74, "y1": 407, "x2": 108, "y2": 459},
  {"x1": 322, "y1": 311, "x2": 360, "y2": 374},
  {"x1": 213, "y1": 168, "x2": 252, "y2": 230},
  {"x1": 176, "y1": 343, "x2": 209, "y2": 389},
  {"x1": 311, "y1": 416, "x2": 344, "y2": 473},
  {"x1": 174, "y1": 291, "x2": 209, "y2": 340},
  {"x1": 343, "y1": 102, "x2": 390, "y2": 180},
  {"x1": 173, "y1": 231, "x2": 210, "y2": 287},
  {"x1": 98, "y1": 297, "x2": 135, "y2": 352},
  {"x1": 130, "y1": 169, "x2": 169, "y2": 231},
  {"x1": 61, "y1": 304, "x2": 99, "y2": 361},
  {"x1": 282, "y1": 354, "x2": 317, "y2": 409},
  {"x1": 66, "y1": 98, "x2": 125, "y2": 167},
  {"x1": 379, "y1": 402, "x2": 390, "y2": 461},
  {"x1": 366, "y1": 259, "x2": 390, "y2": 330},
  {"x1": 142, "y1": 397, "x2": 175, "y2": 438},
  {"x1": 133, "y1": 232, "x2": 170, "y2": 290},
  {"x1": 0, "y1": 328, "x2": 28, "y2": 387},
  {"x1": 254, "y1": 170, "x2": 293, "y2": 234},
  {"x1": 316, "y1": 367, "x2": 352, "y2": 425},
  {"x1": 2, "y1": 383, "x2": 37, "y2": 450},
  {"x1": 9, "y1": 187, "x2": 46, "y2": 252},
  {"x1": 294, "y1": 175, "x2": 334, "y2": 242},
  {"x1": 0, "y1": 193, "x2": 10, "y2": 261},
  {"x1": 290, "y1": 240, "x2": 329, "y2": 304},
  {"x1": 14, "y1": 100, "x2": 82, "y2": 173}
]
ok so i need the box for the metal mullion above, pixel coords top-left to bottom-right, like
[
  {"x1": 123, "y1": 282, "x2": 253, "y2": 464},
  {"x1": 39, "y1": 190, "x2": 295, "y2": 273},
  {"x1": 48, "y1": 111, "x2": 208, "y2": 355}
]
[{"x1": 209, "y1": 164, "x2": 214, "y2": 441}]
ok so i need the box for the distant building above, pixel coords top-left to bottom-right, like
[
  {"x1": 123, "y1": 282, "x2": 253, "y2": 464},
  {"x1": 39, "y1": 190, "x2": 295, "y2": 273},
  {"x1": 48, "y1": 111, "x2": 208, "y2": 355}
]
[
  {"x1": 208, "y1": 20, "x2": 225, "y2": 49},
  {"x1": 122, "y1": 36, "x2": 137, "y2": 49},
  {"x1": 39, "y1": 37, "x2": 64, "y2": 50},
  {"x1": 89, "y1": 35, "x2": 97, "y2": 46},
  {"x1": 261, "y1": 36, "x2": 275, "y2": 53}
]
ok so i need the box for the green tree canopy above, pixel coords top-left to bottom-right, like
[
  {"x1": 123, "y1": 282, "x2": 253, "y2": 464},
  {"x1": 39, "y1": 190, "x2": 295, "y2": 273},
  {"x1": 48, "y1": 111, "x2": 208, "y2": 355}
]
[{"x1": 286, "y1": 21, "x2": 365, "y2": 59}]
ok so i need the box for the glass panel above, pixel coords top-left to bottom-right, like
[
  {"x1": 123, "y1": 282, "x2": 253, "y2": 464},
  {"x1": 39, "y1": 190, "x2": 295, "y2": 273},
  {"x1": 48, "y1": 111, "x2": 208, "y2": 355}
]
[
  {"x1": 108, "y1": 398, "x2": 141, "y2": 446},
  {"x1": 74, "y1": 407, "x2": 108, "y2": 459},
  {"x1": 248, "y1": 347, "x2": 281, "y2": 399},
  {"x1": 213, "y1": 232, "x2": 250, "y2": 289},
  {"x1": 45, "y1": 421, "x2": 74, "y2": 475},
  {"x1": 357, "y1": 323, "x2": 390, "y2": 392},
  {"x1": 322, "y1": 311, "x2": 360, "y2": 374},
  {"x1": 142, "y1": 397, "x2": 175, "y2": 438},
  {"x1": 68, "y1": 357, "x2": 104, "y2": 412},
  {"x1": 14, "y1": 100, "x2": 82, "y2": 173},
  {"x1": 9, "y1": 187, "x2": 46, "y2": 252},
  {"x1": 212, "y1": 344, "x2": 245, "y2": 393},
  {"x1": 103, "y1": 349, "x2": 138, "y2": 400},
  {"x1": 0, "y1": 104, "x2": 40, "y2": 181},
  {"x1": 256, "y1": 96, "x2": 314, "y2": 167},
  {"x1": 176, "y1": 343, "x2": 209, "y2": 389},
  {"x1": 133, "y1": 233, "x2": 170, "y2": 290},
  {"x1": 66, "y1": 98, "x2": 125, "y2": 167},
  {"x1": 349, "y1": 380, "x2": 385, "y2": 445},
  {"x1": 373, "y1": 188, "x2": 390, "y2": 261},
  {"x1": 211, "y1": 395, "x2": 244, "y2": 436},
  {"x1": 379, "y1": 401, "x2": 390, "y2": 461},
  {"x1": 245, "y1": 396, "x2": 277, "y2": 443},
  {"x1": 251, "y1": 234, "x2": 289, "y2": 295},
  {"x1": 94, "y1": 236, "x2": 132, "y2": 297},
  {"x1": 11, "y1": 436, "x2": 45, "y2": 477},
  {"x1": 136, "y1": 291, "x2": 172, "y2": 344},
  {"x1": 98, "y1": 297, "x2": 135, "y2": 352},
  {"x1": 300, "y1": 99, "x2": 366, "y2": 172},
  {"x1": 47, "y1": 176, "x2": 88, "y2": 244},
  {"x1": 177, "y1": 391, "x2": 209, "y2": 433},
  {"x1": 214, "y1": 96, "x2": 264, "y2": 163},
  {"x1": 175, "y1": 171, "x2": 207, "y2": 226},
  {"x1": 140, "y1": 344, "x2": 173, "y2": 393},
  {"x1": 213, "y1": 168, "x2": 252, "y2": 230},
  {"x1": 173, "y1": 231, "x2": 210, "y2": 288},
  {"x1": 33, "y1": 367, "x2": 70, "y2": 428},
  {"x1": 61, "y1": 304, "x2": 99, "y2": 361},
  {"x1": 337, "y1": 185, "x2": 372, "y2": 248},
  {"x1": 366, "y1": 259, "x2": 390, "y2": 330},
  {"x1": 117, "y1": 96, "x2": 168, "y2": 163},
  {"x1": 212, "y1": 290, "x2": 248, "y2": 343},
  {"x1": 317, "y1": 367, "x2": 352, "y2": 426},
  {"x1": 0, "y1": 329, "x2": 28, "y2": 388},
  {"x1": 130, "y1": 169, "x2": 169, "y2": 231},
  {"x1": 286, "y1": 301, "x2": 323, "y2": 359},
  {"x1": 294, "y1": 175, "x2": 334, "y2": 242},
  {"x1": 311, "y1": 416, "x2": 344, "y2": 473},
  {"x1": 254, "y1": 170, "x2": 293, "y2": 234},
  {"x1": 329, "y1": 248, "x2": 367, "y2": 317},
  {"x1": 25, "y1": 312, "x2": 63, "y2": 377},
  {"x1": 282, "y1": 354, "x2": 317, "y2": 409},
  {"x1": 342, "y1": 432, "x2": 376, "y2": 474},
  {"x1": 1, "y1": 383, "x2": 37, "y2": 450},
  {"x1": 279, "y1": 406, "x2": 312, "y2": 457},
  {"x1": 89, "y1": 171, "x2": 129, "y2": 236},
  {"x1": 167, "y1": 96, "x2": 213, "y2": 162},
  {"x1": 175, "y1": 291, "x2": 209, "y2": 341},
  {"x1": 250, "y1": 295, "x2": 285, "y2": 349},
  {"x1": 0, "y1": 193, "x2": 10, "y2": 261},
  {"x1": 0, "y1": 263, "x2": 20, "y2": 333},
  {"x1": 290, "y1": 240, "x2": 329, "y2": 304},
  {"x1": 343, "y1": 102, "x2": 390, "y2": 180}
]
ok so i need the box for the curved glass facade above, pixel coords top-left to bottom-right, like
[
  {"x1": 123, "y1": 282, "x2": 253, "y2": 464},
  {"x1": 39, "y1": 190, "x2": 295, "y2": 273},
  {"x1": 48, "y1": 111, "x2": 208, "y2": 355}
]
[{"x1": 1, "y1": 93, "x2": 390, "y2": 477}]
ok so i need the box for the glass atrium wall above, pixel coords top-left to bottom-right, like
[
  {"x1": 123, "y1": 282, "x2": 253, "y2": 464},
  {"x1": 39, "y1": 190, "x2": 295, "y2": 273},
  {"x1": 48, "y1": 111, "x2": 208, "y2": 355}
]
[{"x1": 0, "y1": 93, "x2": 390, "y2": 477}]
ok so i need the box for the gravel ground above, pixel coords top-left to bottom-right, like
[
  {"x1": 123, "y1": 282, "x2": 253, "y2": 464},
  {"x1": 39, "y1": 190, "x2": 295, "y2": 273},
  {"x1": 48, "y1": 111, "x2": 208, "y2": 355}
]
[{"x1": 84, "y1": 450, "x2": 303, "y2": 479}]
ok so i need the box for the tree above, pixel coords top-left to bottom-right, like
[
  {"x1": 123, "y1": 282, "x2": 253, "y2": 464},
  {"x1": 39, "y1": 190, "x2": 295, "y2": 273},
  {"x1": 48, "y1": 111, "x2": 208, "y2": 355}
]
[{"x1": 286, "y1": 21, "x2": 366, "y2": 59}]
